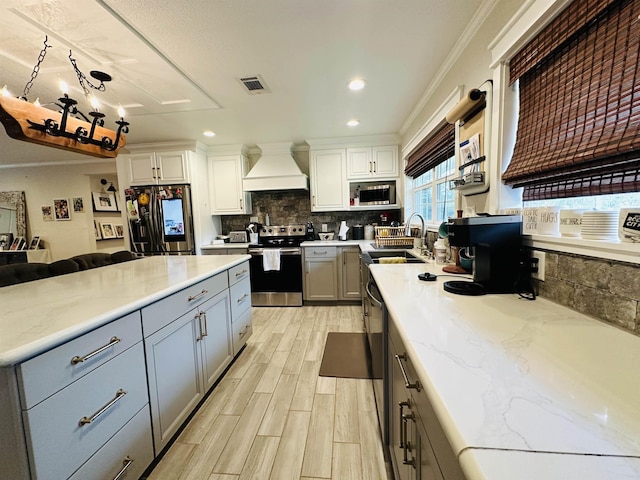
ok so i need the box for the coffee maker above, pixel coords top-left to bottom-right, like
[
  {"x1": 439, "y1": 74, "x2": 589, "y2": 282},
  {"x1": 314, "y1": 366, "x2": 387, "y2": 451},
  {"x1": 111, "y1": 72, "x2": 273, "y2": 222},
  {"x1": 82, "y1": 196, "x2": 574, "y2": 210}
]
[{"x1": 445, "y1": 215, "x2": 524, "y2": 295}]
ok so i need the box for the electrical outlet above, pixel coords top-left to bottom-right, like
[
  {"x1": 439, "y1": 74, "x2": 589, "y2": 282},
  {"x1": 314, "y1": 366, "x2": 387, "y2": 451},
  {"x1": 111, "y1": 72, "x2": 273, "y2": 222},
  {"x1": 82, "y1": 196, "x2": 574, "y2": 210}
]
[
  {"x1": 531, "y1": 251, "x2": 545, "y2": 281},
  {"x1": 322, "y1": 224, "x2": 328, "y2": 232},
  {"x1": 250, "y1": 216, "x2": 258, "y2": 222}
]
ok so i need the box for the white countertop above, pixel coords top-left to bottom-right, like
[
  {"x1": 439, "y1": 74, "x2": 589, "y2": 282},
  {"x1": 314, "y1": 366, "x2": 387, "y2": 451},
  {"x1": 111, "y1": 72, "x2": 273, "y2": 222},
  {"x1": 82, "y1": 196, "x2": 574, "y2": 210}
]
[
  {"x1": 0, "y1": 255, "x2": 250, "y2": 366},
  {"x1": 371, "y1": 262, "x2": 640, "y2": 479}
]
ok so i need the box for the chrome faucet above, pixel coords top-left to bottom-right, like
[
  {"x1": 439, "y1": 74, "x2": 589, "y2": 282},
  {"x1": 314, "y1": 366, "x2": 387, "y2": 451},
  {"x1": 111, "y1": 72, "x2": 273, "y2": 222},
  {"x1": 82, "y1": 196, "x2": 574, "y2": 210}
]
[{"x1": 405, "y1": 212, "x2": 426, "y2": 245}]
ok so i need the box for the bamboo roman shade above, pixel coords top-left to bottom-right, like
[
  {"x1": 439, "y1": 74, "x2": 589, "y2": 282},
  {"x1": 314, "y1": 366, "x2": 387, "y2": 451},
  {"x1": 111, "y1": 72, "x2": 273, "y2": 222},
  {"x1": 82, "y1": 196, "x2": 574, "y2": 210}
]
[
  {"x1": 502, "y1": 0, "x2": 640, "y2": 200},
  {"x1": 404, "y1": 121, "x2": 455, "y2": 179}
]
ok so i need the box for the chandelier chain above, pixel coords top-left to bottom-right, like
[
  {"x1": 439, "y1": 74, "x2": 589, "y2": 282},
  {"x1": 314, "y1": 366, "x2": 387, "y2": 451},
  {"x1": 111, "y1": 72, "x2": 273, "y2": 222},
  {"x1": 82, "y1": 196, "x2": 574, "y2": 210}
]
[
  {"x1": 68, "y1": 52, "x2": 106, "y2": 96},
  {"x1": 22, "y1": 36, "x2": 51, "y2": 100}
]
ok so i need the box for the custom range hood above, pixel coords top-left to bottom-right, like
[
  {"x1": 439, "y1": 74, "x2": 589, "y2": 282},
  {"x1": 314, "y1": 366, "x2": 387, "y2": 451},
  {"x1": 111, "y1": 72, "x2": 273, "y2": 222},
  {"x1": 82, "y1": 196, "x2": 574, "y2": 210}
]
[{"x1": 243, "y1": 142, "x2": 308, "y2": 191}]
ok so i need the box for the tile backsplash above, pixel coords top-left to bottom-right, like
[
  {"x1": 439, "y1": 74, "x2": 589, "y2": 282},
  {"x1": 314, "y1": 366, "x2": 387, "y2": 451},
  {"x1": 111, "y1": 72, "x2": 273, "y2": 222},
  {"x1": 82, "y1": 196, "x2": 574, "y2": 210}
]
[
  {"x1": 535, "y1": 250, "x2": 640, "y2": 335},
  {"x1": 220, "y1": 190, "x2": 401, "y2": 238}
]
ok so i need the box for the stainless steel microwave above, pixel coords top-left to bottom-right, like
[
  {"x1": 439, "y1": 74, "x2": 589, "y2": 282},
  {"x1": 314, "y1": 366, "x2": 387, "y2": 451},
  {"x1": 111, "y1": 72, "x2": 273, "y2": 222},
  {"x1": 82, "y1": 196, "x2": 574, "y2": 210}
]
[{"x1": 359, "y1": 184, "x2": 395, "y2": 205}]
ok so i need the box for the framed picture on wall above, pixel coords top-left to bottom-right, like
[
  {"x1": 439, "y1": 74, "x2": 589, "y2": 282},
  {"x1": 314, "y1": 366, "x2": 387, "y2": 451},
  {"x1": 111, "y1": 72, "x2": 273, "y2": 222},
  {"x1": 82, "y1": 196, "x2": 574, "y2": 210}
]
[
  {"x1": 72, "y1": 197, "x2": 84, "y2": 213},
  {"x1": 41, "y1": 205, "x2": 54, "y2": 222},
  {"x1": 92, "y1": 192, "x2": 119, "y2": 212},
  {"x1": 100, "y1": 223, "x2": 116, "y2": 239},
  {"x1": 114, "y1": 224, "x2": 124, "y2": 238},
  {"x1": 53, "y1": 198, "x2": 71, "y2": 221}
]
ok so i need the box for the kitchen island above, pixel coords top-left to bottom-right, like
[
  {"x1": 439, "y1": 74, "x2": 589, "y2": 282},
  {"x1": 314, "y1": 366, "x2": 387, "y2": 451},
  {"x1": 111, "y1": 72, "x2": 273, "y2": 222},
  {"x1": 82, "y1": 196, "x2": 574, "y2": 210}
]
[
  {"x1": 0, "y1": 254, "x2": 251, "y2": 480},
  {"x1": 371, "y1": 262, "x2": 640, "y2": 479}
]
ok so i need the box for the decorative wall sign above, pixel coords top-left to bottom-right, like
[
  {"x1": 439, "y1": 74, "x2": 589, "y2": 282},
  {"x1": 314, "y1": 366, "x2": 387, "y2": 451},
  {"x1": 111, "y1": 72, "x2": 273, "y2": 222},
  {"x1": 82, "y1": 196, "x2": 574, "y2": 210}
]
[
  {"x1": 41, "y1": 205, "x2": 54, "y2": 222},
  {"x1": 114, "y1": 224, "x2": 124, "y2": 238}
]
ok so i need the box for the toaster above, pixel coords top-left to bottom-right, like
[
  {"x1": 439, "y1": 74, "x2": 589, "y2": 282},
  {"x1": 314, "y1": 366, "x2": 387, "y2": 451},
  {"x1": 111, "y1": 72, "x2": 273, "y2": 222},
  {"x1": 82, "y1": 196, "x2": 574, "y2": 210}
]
[{"x1": 228, "y1": 231, "x2": 248, "y2": 243}]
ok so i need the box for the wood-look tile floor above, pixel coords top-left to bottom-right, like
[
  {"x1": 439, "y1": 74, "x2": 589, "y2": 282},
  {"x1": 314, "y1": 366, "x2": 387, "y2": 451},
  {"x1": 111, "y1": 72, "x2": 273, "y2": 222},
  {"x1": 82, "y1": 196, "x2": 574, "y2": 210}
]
[{"x1": 145, "y1": 305, "x2": 390, "y2": 480}]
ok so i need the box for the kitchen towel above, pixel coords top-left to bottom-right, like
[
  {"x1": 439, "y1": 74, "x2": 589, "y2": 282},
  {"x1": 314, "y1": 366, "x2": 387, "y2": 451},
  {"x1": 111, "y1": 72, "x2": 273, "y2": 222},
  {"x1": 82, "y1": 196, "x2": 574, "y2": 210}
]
[
  {"x1": 378, "y1": 257, "x2": 406, "y2": 264},
  {"x1": 263, "y1": 249, "x2": 281, "y2": 271}
]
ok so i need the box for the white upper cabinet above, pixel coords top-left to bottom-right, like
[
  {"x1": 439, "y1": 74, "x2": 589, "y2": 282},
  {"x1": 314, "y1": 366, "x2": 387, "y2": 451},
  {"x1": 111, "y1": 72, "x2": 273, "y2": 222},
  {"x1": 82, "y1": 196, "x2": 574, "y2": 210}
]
[
  {"x1": 347, "y1": 145, "x2": 398, "y2": 179},
  {"x1": 128, "y1": 151, "x2": 189, "y2": 185},
  {"x1": 208, "y1": 154, "x2": 252, "y2": 215},
  {"x1": 310, "y1": 149, "x2": 349, "y2": 212}
]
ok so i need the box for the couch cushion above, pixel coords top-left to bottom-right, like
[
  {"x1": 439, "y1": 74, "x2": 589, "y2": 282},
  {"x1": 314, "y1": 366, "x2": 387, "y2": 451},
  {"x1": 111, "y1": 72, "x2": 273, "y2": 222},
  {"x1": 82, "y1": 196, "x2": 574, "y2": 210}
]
[
  {"x1": 0, "y1": 263, "x2": 52, "y2": 287},
  {"x1": 71, "y1": 253, "x2": 115, "y2": 270},
  {"x1": 111, "y1": 250, "x2": 136, "y2": 264},
  {"x1": 49, "y1": 259, "x2": 80, "y2": 276}
]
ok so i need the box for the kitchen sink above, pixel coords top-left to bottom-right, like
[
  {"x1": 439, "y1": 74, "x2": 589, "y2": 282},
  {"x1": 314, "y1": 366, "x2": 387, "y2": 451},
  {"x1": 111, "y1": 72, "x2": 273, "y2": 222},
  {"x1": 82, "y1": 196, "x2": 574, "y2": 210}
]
[{"x1": 367, "y1": 250, "x2": 425, "y2": 263}]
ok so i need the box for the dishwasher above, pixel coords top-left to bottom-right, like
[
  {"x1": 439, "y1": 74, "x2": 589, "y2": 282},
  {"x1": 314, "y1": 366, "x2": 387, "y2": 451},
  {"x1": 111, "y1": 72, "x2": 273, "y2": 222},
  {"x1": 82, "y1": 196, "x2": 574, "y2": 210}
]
[{"x1": 361, "y1": 252, "x2": 388, "y2": 446}]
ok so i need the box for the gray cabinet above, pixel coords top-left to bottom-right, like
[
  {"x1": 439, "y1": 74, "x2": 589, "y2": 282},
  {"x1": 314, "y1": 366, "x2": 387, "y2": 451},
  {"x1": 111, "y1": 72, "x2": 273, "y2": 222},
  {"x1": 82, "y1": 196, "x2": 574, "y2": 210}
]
[
  {"x1": 338, "y1": 246, "x2": 361, "y2": 300},
  {"x1": 142, "y1": 273, "x2": 233, "y2": 452},
  {"x1": 303, "y1": 246, "x2": 338, "y2": 300},
  {"x1": 387, "y1": 313, "x2": 466, "y2": 480}
]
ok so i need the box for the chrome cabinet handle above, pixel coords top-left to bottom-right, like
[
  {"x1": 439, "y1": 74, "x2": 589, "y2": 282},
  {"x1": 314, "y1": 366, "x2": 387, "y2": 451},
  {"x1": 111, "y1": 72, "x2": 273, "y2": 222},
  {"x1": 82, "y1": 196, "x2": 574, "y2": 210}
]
[
  {"x1": 71, "y1": 336, "x2": 121, "y2": 365},
  {"x1": 369, "y1": 161, "x2": 373, "y2": 173},
  {"x1": 373, "y1": 161, "x2": 377, "y2": 173},
  {"x1": 112, "y1": 456, "x2": 134, "y2": 480},
  {"x1": 235, "y1": 269, "x2": 248, "y2": 277},
  {"x1": 201, "y1": 311, "x2": 208, "y2": 337},
  {"x1": 395, "y1": 354, "x2": 420, "y2": 391},
  {"x1": 312, "y1": 195, "x2": 316, "y2": 207},
  {"x1": 398, "y1": 400, "x2": 409, "y2": 448},
  {"x1": 313, "y1": 250, "x2": 328, "y2": 255},
  {"x1": 240, "y1": 198, "x2": 243, "y2": 209},
  {"x1": 237, "y1": 293, "x2": 249, "y2": 303},
  {"x1": 79, "y1": 389, "x2": 127, "y2": 426},
  {"x1": 188, "y1": 289, "x2": 208, "y2": 302},
  {"x1": 402, "y1": 412, "x2": 416, "y2": 467},
  {"x1": 365, "y1": 280, "x2": 382, "y2": 308},
  {"x1": 238, "y1": 325, "x2": 249, "y2": 337}
]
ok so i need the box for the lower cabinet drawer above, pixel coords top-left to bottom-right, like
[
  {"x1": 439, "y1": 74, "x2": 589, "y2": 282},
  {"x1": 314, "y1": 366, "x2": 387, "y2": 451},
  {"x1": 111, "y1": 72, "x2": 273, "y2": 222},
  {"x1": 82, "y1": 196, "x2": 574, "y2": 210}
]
[
  {"x1": 228, "y1": 260, "x2": 250, "y2": 286},
  {"x1": 23, "y1": 342, "x2": 148, "y2": 480},
  {"x1": 142, "y1": 273, "x2": 228, "y2": 336},
  {"x1": 230, "y1": 276, "x2": 251, "y2": 321},
  {"x1": 69, "y1": 405, "x2": 154, "y2": 480},
  {"x1": 232, "y1": 309, "x2": 252, "y2": 355},
  {"x1": 17, "y1": 311, "x2": 143, "y2": 410}
]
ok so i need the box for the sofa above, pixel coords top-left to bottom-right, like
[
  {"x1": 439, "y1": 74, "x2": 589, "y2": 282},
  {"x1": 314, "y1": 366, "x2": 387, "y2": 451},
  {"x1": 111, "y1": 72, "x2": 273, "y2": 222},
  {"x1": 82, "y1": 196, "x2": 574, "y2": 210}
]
[{"x1": 0, "y1": 251, "x2": 137, "y2": 287}]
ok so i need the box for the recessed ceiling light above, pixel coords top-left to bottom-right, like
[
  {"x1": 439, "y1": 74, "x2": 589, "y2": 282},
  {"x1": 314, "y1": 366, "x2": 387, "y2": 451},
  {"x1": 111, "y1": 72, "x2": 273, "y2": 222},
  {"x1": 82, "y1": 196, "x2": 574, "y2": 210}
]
[
  {"x1": 202, "y1": 130, "x2": 216, "y2": 137},
  {"x1": 348, "y1": 79, "x2": 366, "y2": 91},
  {"x1": 347, "y1": 120, "x2": 360, "y2": 127}
]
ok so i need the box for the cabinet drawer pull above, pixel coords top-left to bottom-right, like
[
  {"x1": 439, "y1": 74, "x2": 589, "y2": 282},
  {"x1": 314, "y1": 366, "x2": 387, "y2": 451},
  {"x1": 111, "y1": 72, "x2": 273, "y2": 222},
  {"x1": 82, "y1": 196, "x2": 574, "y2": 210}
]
[
  {"x1": 71, "y1": 336, "x2": 121, "y2": 365},
  {"x1": 395, "y1": 354, "x2": 420, "y2": 391},
  {"x1": 238, "y1": 326, "x2": 249, "y2": 337},
  {"x1": 79, "y1": 389, "x2": 127, "y2": 426},
  {"x1": 398, "y1": 400, "x2": 409, "y2": 448},
  {"x1": 237, "y1": 293, "x2": 249, "y2": 303},
  {"x1": 235, "y1": 269, "x2": 248, "y2": 277},
  {"x1": 188, "y1": 289, "x2": 208, "y2": 302},
  {"x1": 313, "y1": 250, "x2": 328, "y2": 255},
  {"x1": 112, "y1": 456, "x2": 134, "y2": 480},
  {"x1": 402, "y1": 412, "x2": 416, "y2": 467}
]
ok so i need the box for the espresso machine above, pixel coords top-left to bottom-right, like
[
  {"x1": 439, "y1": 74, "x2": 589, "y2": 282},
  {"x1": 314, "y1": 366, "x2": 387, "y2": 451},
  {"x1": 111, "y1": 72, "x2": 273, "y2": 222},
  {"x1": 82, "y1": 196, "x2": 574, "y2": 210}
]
[{"x1": 444, "y1": 215, "x2": 525, "y2": 295}]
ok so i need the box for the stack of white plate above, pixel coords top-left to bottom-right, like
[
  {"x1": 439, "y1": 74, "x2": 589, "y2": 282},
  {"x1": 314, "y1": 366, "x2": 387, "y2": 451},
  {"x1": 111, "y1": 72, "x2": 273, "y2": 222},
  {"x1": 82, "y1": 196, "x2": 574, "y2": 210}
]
[{"x1": 580, "y1": 211, "x2": 619, "y2": 241}]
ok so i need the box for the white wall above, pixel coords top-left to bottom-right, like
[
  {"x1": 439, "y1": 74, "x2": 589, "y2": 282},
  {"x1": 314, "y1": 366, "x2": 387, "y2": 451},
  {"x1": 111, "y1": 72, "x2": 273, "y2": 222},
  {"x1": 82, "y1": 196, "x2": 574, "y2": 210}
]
[
  {"x1": 0, "y1": 161, "x2": 126, "y2": 261},
  {"x1": 400, "y1": 0, "x2": 526, "y2": 214}
]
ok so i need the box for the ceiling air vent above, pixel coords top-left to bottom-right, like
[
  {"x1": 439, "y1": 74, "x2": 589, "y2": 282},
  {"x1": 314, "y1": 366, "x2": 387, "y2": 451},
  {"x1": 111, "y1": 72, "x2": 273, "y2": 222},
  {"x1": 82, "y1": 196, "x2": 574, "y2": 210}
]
[{"x1": 239, "y1": 75, "x2": 270, "y2": 95}]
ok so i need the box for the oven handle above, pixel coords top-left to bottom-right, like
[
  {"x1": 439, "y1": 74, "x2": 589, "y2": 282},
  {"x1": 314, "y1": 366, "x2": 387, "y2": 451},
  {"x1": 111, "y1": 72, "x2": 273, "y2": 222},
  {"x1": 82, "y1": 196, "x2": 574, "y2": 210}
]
[{"x1": 249, "y1": 248, "x2": 301, "y2": 255}]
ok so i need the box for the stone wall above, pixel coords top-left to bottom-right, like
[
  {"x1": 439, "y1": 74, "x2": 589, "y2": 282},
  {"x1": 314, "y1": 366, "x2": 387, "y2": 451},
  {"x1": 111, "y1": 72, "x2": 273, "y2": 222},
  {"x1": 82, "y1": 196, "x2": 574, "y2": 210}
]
[
  {"x1": 536, "y1": 252, "x2": 640, "y2": 335},
  {"x1": 220, "y1": 190, "x2": 401, "y2": 238}
]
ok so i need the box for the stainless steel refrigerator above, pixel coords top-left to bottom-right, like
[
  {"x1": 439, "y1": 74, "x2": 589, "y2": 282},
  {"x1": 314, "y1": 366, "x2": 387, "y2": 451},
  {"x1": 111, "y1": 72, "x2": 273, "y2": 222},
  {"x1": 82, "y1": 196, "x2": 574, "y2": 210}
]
[{"x1": 125, "y1": 184, "x2": 195, "y2": 255}]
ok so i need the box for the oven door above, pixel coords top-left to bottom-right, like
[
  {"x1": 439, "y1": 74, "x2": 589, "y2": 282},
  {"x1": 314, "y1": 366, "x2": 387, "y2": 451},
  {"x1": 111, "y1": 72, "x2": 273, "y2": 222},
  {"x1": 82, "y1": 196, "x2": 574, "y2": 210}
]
[{"x1": 249, "y1": 247, "x2": 303, "y2": 306}]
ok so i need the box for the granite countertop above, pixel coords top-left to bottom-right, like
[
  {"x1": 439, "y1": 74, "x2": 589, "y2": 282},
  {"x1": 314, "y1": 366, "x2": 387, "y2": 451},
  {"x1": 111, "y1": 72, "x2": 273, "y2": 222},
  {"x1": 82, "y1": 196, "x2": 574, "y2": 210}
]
[
  {"x1": 0, "y1": 255, "x2": 250, "y2": 366},
  {"x1": 371, "y1": 262, "x2": 640, "y2": 479}
]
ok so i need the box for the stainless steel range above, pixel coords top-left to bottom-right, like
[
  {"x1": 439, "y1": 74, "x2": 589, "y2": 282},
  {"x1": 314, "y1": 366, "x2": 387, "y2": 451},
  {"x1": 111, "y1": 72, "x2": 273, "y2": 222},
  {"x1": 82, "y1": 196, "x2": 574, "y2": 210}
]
[{"x1": 248, "y1": 224, "x2": 306, "y2": 306}]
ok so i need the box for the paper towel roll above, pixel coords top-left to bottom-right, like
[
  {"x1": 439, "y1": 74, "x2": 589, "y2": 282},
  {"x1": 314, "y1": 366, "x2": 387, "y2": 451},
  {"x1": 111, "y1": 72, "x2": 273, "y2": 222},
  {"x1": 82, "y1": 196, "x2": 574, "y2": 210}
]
[{"x1": 446, "y1": 89, "x2": 486, "y2": 124}]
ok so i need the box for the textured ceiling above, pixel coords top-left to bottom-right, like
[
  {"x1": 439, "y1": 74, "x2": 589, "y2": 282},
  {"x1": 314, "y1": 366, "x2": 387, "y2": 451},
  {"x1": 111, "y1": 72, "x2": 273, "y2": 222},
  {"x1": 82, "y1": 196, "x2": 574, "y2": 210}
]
[{"x1": 0, "y1": 0, "x2": 485, "y2": 165}]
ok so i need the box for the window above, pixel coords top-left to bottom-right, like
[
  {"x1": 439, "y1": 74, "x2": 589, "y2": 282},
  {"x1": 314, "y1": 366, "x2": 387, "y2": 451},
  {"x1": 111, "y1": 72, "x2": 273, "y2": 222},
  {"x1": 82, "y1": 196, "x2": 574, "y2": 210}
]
[
  {"x1": 408, "y1": 156, "x2": 455, "y2": 224},
  {"x1": 503, "y1": 0, "x2": 640, "y2": 201}
]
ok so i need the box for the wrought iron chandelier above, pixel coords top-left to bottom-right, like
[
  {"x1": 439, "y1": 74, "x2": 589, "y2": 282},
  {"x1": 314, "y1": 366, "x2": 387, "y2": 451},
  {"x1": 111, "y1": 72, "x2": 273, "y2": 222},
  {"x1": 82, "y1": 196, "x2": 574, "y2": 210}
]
[{"x1": 0, "y1": 36, "x2": 129, "y2": 158}]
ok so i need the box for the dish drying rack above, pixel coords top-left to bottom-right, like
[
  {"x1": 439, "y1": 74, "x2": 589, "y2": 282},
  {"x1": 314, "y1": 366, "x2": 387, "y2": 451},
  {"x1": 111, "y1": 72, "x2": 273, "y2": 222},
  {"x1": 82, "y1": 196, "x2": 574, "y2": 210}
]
[{"x1": 374, "y1": 226, "x2": 414, "y2": 248}]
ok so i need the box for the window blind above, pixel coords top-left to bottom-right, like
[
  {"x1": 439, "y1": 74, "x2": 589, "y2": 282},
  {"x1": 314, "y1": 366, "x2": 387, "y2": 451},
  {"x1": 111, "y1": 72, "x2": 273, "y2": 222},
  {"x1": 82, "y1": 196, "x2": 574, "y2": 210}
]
[
  {"x1": 404, "y1": 121, "x2": 455, "y2": 179},
  {"x1": 502, "y1": 0, "x2": 640, "y2": 200}
]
